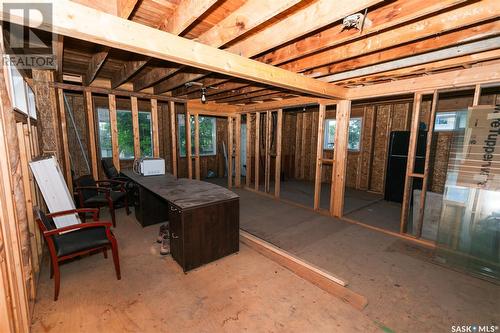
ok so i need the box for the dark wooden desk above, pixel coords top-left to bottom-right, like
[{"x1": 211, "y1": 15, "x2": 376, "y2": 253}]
[{"x1": 122, "y1": 170, "x2": 239, "y2": 272}]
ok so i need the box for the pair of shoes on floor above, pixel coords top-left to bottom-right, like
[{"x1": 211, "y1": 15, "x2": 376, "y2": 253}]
[{"x1": 157, "y1": 223, "x2": 170, "y2": 255}]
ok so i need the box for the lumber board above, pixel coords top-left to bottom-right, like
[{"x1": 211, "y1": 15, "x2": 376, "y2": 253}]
[
  {"x1": 240, "y1": 231, "x2": 368, "y2": 311},
  {"x1": 314, "y1": 104, "x2": 326, "y2": 210},
  {"x1": 275, "y1": 109, "x2": 283, "y2": 197},
  {"x1": 265, "y1": 111, "x2": 271, "y2": 193},
  {"x1": 0, "y1": 0, "x2": 347, "y2": 99},
  {"x1": 186, "y1": 110, "x2": 192, "y2": 179},
  {"x1": 131, "y1": 96, "x2": 140, "y2": 158},
  {"x1": 57, "y1": 88, "x2": 72, "y2": 191},
  {"x1": 194, "y1": 114, "x2": 200, "y2": 180},
  {"x1": 151, "y1": 98, "x2": 160, "y2": 158},
  {"x1": 235, "y1": 114, "x2": 241, "y2": 187},
  {"x1": 84, "y1": 90, "x2": 99, "y2": 179},
  {"x1": 169, "y1": 101, "x2": 177, "y2": 177},
  {"x1": 108, "y1": 94, "x2": 120, "y2": 171},
  {"x1": 254, "y1": 112, "x2": 260, "y2": 191},
  {"x1": 245, "y1": 114, "x2": 252, "y2": 188},
  {"x1": 227, "y1": 116, "x2": 233, "y2": 188}
]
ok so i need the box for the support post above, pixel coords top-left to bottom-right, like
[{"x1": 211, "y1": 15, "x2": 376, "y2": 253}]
[
  {"x1": 330, "y1": 100, "x2": 351, "y2": 217},
  {"x1": 108, "y1": 94, "x2": 120, "y2": 171},
  {"x1": 254, "y1": 112, "x2": 260, "y2": 191},
  {"x1": 84, "y1": 90, "x2": 99, "y2": 179},
  {"x1": 186, "y1": 110, "x2": 192, "y2": 179},
  {"x1": 314, "y1": 104, "x2": 326, "y2": 210},
  {"x1": 274, "y1": 109, "x2": 283, "y2": 197},
  {"x1": 228, "y1": 116, "x2": 233, "y2": 188},
  {"x1": 151, "y1": 98, "x2": 160, "y2": 158},
  {"x1": 265, "y1": 111, "x2": 271, "y2": 193},
  {"x1": 56, "y1": 88, "x2": 72, "y2": 191},
  {"x1": 416, "y1": 90, "x2": 438, "y2": 237},
  {"x1": 131, "y1": 96, "x2": 140, "y2": 159},
  {"x1": 194, "y1": 113, "x2": 200, "y2": 180},
  {"x1": 235, "y1": 114, "x2": 241, "y2": 187},
  {"x1": 245, "y1": 114, "x2": 252, "y2": 187},
  {"x1": 400, "y1": 93, "x2": 423, "y2": 233},
  {"x1": 169, "y1": 101, "x2": 177, "y2": 177}
]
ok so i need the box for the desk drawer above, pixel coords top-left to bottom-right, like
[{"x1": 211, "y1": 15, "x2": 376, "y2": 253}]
[{"x1": 169, "y1": 204, "x2": 183, "y2": 267}]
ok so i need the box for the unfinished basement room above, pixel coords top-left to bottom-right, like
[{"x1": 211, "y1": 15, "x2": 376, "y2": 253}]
[{"x1": 0, "y1": 0, "x2": 499, "y2": 332}]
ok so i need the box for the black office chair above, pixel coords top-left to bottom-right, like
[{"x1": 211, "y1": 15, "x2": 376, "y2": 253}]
[{"x1": 75, "y1": 175, "x2": 130, "y2": 227}]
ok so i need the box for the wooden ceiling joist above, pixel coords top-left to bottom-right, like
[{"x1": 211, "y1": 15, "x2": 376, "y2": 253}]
[
  {"x1": 154, "y1": 0, "x2": 304, "y2": 94},
  {"x1": 336, "y1": 49, "x2": 500, "y2": 86},
  {"x1": 238, "y1": 96, "x2": 337, "y2": 113},
  {"x1": 157, "y1": 0, "x2": 219, "y2": 36},
  {"x1": 3, "y1": 1, "x2": 347, "y2": 98},
  {"x1": 83, "y1": 0, "x2": 139, "y2": 85},
  {"x1": 303, "y1": 20, "x2": 500, "y2": 79},
  {"x1": 281, "y1": 0, "x2": 500, "y2": 74},
  {"x1": 347, "y1": 63, "x2": 500, "y2": 99},
  {"x1": 226, "y1": 0, "x2": 384, "y2": 58},
  {"x1": 130, "y1": 0, "x2": 220, "y2": 91},
  {"x1": 111, "y1": 59, "x2": 149, "y2": 88},
  {"x1": 255, "y1": 0, "x2": 466, "y2": 66},
  {"x1": 133, "y1": 66, "x2": 180, "y2": 91},
  {"x1": 322, "y1": 37, "x2": 500, "y2": 83}
]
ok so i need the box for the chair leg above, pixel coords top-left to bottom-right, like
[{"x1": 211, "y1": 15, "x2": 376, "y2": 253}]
[
  {"x1": 103, "y1": 248, "x2": 108, "y2": 259},
  {"x1": 50, "y1": 260, "x2": 54, "y2": 279},
  {"x1": 53, "y1": 261, "x2": 61, "y2": 301},
  {"x1": 124, "y1": 195, "x2": 130, "y2": 215},
  {"x1": 110, "y1": 203, "x2": 116, "y2": 228},
  {"x1": 110, "y1": 242, "x2": 121, "y2": 280}
]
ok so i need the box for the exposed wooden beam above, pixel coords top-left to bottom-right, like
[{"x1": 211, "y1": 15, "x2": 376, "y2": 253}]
[
  {"x1": 281, "y1": 0, "x2": 500, "y2": 73},
  {"x1": 154, "y1": 71, "x2": 209, "y2": 94},
  {"x1": 274, "y1": 109, "x2": 283, "y2": 198},
  {"x1": 85, "y1": 47, "x2": 110, "y2": 86},
  {"x1": 54, "y1": 35, "x2": 64, "y2": 82},
  {"x1": 84, "y1": 90, "x2": 99, "y2": 179},
  {"x1": 5, "y1": 1, "x2": 347, "y2": 98},
  {"x1": 133, "y1": 66, "x2": 180, "y2": 91},
  {"x1": 322, "y1": 38, "x2": 500, "y2": 83},
  {"x1": 151, "y1": 98, "x2": 160, "y2": 158},
  {"x1": 227, "y1": 116, "x2": 233, "y2": 188},
  {"x1": 330, "y1": 100, "x2": 351, "y2": 217},
  {"x1": 254, "y1": 112, "x2": 260, "y2": 191},
  {"x1": 158, "y1": 0, "x2": 219, "y2": 36},
  {"x1": 56, "y1": 88, "x2": 71, "y2": 188},
  {"x1": 303, "y1": 20, "x2": 500, "y2": 79},
  {"x1": 194, "y1": 114, "x2": 200, "y2": 180},
  {"x1": 264, "y1": 111, "x2": 271, "y2": 193},
  {"x1": 111, "y1": 59, "x2": 148, "y2": 89},
  {"x1": 186, "y1": 110, "x2": 192, "y2": 179},
  {"x1": 347, "y1": 64, "x2": 500, "y2": 100},
  {"x1": 245, "y1": 114, "x2": 252, "y2": 188},
  {"x1": 335, "y1": 49, "x2": 500, "y2": 86},
  {"x1": 108, "y1": 94, "x2": 120, "y2": 171},
  {"x1": 313, "y1": 104, "x2": 326, "y2": 210},
  {"x1": 131, "y1": 96, "x2": 140, "y2": 158},
  {"x1": 235, "y1": 114, "x2": 241, "y2": 187},
  {"x1": 256, "y1": 0, "x2": 466, "y2": 66},
  {"x1": 227, "y1": 0, "x2": 383, "y2": 58},
  {"x1": 238, "y1": 97, "x2": 337, "y2": 113},
  {"x1": 197, "y1": 0, "x2": 301, "y2": 47},
  {"x1": 169, "y1": 101, "x2": 177, "y2": 177},
  {"x1": 83, "y1": 0, "x2": 139, "y2": 85}
]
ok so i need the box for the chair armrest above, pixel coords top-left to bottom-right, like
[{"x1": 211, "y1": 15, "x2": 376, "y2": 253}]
[
  {"x1": 44, "y1": 221, "x2": 113, "y2": 236},
  {"x1": 47, "y1": 208, "x2": 100, "y2": 221}
]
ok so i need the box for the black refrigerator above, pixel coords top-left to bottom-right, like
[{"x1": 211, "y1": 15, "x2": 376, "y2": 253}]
[{"x1": 384, "y1": 131, "x2": 427, "y2": 203}]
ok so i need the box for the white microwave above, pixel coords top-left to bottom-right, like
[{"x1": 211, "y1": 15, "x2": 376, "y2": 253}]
[{"x1": 133, "y1": 158, "x2": 165, "y2": 176}]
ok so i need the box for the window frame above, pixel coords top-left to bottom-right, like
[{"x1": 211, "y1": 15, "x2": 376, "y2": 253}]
[
  {"x1": 434, "y1": 110, "x2": 467, "y2": 132},
  {"x1": 323, "y1": 116, "x2": 363, "y2": 152},
  {"x1": 96, "y1": 107, "x2": 154, "y2": 160},
  {"x1": 178, "y1": 114, "x2": 217, "y2": 157}
]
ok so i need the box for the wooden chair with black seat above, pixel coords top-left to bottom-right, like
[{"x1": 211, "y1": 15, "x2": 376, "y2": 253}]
[
  {"x1": 75, "y1": 175, "x2": 130, "y2": 227},
  {"x1": 34, "y1": 207, "x2": 121, "y2": 301}
]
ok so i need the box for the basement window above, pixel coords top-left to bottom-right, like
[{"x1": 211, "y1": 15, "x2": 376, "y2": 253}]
[
  {"x1": 97, "y1": 108, "x2": 153, "y2": 159},
  {"x1": 178, "y1": 114, "x2": 217, "y2": 157},
  {"x1": 324, "y1": 117, "x2": 362, "y2": 151},
  {"x1": 434, "y1": 111, "x2": 467, "y2": 132}
]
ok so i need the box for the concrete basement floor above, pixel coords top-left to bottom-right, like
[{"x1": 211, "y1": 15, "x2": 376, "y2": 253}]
[
  {"x1": 31, "y1": 209, "x2": 380, "y2": 333},
  {"x1": 235, "y1": 188, "x2": 499, "y2": 333}
]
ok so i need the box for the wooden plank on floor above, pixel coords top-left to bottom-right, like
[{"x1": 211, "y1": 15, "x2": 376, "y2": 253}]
[{"x1": 240, "y1": 230, "x2": 369, "y2": 311}]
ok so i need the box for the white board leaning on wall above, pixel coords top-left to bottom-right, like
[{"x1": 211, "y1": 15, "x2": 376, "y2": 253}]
[{"x1": 29, "y1": 156, "x2": 80, "y2": 228}]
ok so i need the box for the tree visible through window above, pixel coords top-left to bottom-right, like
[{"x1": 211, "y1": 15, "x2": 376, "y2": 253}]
[
  {"x1": 324, "y1": 117, "x2": 362, "y2": 151},
  {"x1": 178, "y1": 114, "x2": 217, "y2": 157},
  {"x1": 97, "y1": 107, "x2": 153, "y2": 159}
]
